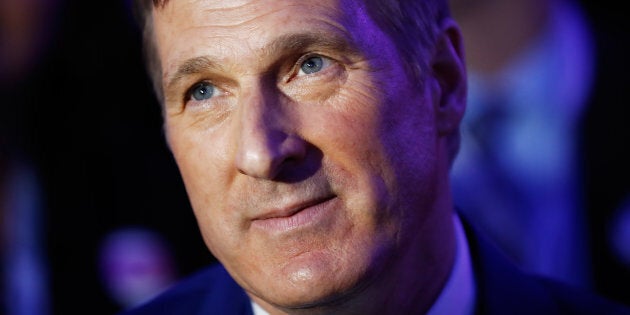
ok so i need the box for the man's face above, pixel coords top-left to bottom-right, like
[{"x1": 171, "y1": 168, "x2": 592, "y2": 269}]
[{"x1": 153, "y1": 0, "x2": 453, "y2": 310}]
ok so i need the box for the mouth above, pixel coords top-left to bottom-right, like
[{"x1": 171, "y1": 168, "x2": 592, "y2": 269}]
[{"x1": 251, "y1": 195, "x2": 337, "y2": 233}]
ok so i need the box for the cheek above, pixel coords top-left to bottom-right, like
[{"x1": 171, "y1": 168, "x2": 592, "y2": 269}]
[
  {"x1": 165, "y1": 123, "x2": 241, "y2": 246},
  {"x1": 325, "y1": 83, "x2": 404, "y2": 180},
  {"x1": 167, "y1": 120, "x2": 232, "y2": 194},
  {"x1": 323, "y1": 74, "x2": 438, "y2": 224},
  {"x1": 305, "y1": 83, "x2": 399, "y2": 220}
]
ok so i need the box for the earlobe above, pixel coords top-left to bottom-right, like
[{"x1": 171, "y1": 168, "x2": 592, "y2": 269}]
[{"x1": 431, "y1": 18, "x2": 467, "y2": 136}]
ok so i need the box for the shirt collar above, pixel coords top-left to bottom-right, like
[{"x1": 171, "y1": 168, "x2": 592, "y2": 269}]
[{"x1": 426, "y1": 213, "x2": 477, "y2": 315}]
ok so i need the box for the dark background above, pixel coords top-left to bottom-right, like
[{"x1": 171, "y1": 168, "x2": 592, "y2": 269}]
[
  {"x1": 1, "y1": 1, "x2": 214, "y2": 314},
  {"x1": 0, "y1": 0, "x2": 628, "y2": 314}
]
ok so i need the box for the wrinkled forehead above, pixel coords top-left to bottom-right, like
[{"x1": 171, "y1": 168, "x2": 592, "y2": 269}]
[
  {"x1": 153, "y1": 0, "x2": 345, "y2": 42},
  {"x1": 151, "y1": 0, "x2": 374, "y2": 45}
]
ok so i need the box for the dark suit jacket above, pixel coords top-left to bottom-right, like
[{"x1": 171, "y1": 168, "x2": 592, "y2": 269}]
[
  {"x1": 119, "y1": 220, "x2": 630, "y2": 315},
  {"x1": 462, "y1": 219, "x2": 630, "y2": 315}
]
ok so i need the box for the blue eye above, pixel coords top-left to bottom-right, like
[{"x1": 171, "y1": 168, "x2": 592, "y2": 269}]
[
  {"x1": 190, "y1": 82, "x2": 215, "y2": 101},
  {"x1": 299, "y1": 56, "x2": 327, "y2": 75}
]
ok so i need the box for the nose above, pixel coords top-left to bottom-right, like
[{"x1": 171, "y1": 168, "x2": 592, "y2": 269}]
[{"x1": 234, "y1": 85, "x2": 307, "y2": 180}]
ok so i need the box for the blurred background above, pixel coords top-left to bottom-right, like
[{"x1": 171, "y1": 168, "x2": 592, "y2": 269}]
[{"x1": 0, "y1": 0, "x2": 628, "y2": 314}]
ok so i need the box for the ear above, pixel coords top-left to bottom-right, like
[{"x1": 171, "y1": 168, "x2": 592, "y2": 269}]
[{"x1": 430, "y1": 18, "x2": 467, "y2": 136}]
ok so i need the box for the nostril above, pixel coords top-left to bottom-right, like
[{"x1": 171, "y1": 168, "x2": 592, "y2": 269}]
[
  {"x1": 274, "y1": 143, "x2": 323, "y2": 183},
  {"x1": 280, "y1": 134, "x2": 307, "y2": 161}
]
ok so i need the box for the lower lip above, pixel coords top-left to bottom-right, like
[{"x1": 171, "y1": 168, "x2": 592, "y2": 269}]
[{"x1": 251, "y1": 197, "x2": 337, "y2": 234}]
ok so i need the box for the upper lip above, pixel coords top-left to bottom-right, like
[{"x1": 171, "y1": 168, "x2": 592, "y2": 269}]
[{"x1": 252, "y1": 195, "x2": 335, "y2": 221}]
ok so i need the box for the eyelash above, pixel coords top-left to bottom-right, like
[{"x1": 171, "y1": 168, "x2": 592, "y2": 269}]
[
  {"x1": 292, "y1": 53, "x2": 333, "y2": 78},
  {"x1": 184, "y1": 81, "x2": 218, "y2": 103}
]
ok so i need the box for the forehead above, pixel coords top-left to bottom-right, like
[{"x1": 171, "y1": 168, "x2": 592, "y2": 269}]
[
  {"x1": 152, "y1": 0, "x2": 381, "y2": 77},
  {"x1": 156, "y1": 0, "x2": 346, "y2": 26}
]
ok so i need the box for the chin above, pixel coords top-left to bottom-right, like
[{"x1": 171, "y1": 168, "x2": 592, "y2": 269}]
[{"x1": 252, "y1": 240, "x2": 391, "y2": 312}]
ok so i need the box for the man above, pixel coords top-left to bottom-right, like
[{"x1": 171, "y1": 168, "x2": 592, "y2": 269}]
[{"x1": 122, "y1": 0, "x2": 630, "y2": 314}]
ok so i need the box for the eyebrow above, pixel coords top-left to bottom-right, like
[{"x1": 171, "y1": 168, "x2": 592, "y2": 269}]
[
  {"x1": 164, "y1": 32, "x2": 356, "y2": 92},
  {"x1": 165, "y1": 56, "x2": 219, "y2": 92}
]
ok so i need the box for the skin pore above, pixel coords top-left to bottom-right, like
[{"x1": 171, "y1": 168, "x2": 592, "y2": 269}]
[{"x1": 151, "y1": 0, "x2": 466, "y2": 313}]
